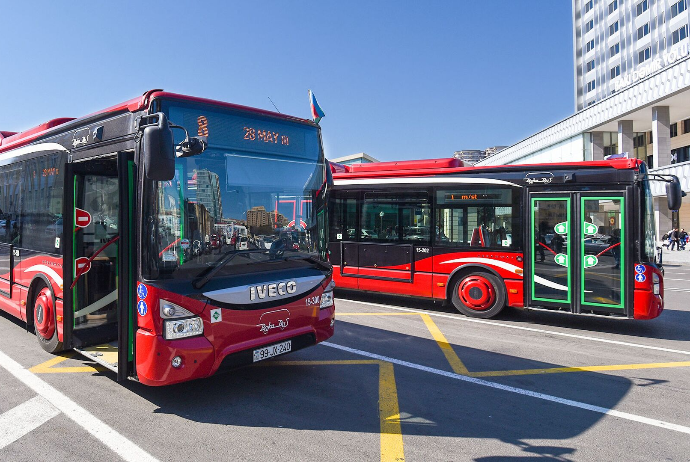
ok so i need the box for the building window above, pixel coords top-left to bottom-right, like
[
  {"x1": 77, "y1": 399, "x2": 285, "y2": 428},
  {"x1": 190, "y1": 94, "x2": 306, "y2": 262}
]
[
  {"x1": 638, "y1": 47, "x2": 651, "y2": 63},
  {"x1": 585, "y1": 0, "x2": 594, "y2": 13},
  {"x1": 637, "y1": 23, "x2": 650, "y2": 39},
  {"x1": 609, "y1": 0, "x2": 618, "y2": 14},
  {"x1": 671, "y1": 146, "x2": 690, "y2": 164},
  {"x1": 587, "y1": 80, "x2": 596, "y2": 92},
  {"x1": 585, "y1": 19, "x2": 594, "y2": 33},
  {"x1": 672, "y1": 25, "x2": 688, "y2": 45},
  {"x1": 636, "y1": 0, "x2": 649, "y2": 16},
  {"x1": 672, "y1": 0, "x2": 687, "y2": 18},
  {"x1": 604, "y1": 132, "x2": 618, "y2": 156},
  {"x1": 587, "y1": 60, "x2": 596, "y2": 72},
  {"x1": 683, "y1": 118, "x2": 690, "y2": 134},
  {"x1": 610, "y1": 42, "x2": 620, "y2": 56},
  {"x1": 609, "y1": 21, "x2": 619, "y2": 36},
  {"x1": 586, "y1": 39, "x2": 595, "y2": 52},
  {"x1": 610, "y1": 65, "x2": 621, "y2": 79},
  {"x1": 671, "y1": 123, "x2": 678, "y2": 137},
  {"x1": 660, "y1": 37, "x2": 666, "y2": 51},
  {"x1": 634, "y1": 133, "x2": 647, "y2": 161}
]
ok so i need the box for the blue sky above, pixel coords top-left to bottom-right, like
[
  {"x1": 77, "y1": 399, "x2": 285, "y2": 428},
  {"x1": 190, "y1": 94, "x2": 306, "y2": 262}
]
[{"x1": 0, "y1": 1, "x2": 574, "y2": 162}]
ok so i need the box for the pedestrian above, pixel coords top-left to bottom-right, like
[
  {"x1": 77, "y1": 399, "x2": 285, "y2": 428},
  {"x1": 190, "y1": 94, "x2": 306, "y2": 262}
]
[
  {"x1": 669, "y1": 228, "x2": 680, "y2": 250},
  {"x1": 680, "y1": 228, "x2": 688, "y2": 250}
]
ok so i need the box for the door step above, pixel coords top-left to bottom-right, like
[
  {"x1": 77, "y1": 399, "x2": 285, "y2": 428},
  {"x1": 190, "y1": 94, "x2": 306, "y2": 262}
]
[{"x1": 74, "y1": 342, "x2": 118, "y2": 373}]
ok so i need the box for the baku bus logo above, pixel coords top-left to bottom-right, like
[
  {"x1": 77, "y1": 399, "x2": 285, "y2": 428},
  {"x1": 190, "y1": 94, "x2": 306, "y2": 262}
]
[
  {"x1": 257, "y1": 309, "x2": 290, "y2": 334},
  {"x1": 525, "y1": 172, "x2": 554, "y2": 184}
]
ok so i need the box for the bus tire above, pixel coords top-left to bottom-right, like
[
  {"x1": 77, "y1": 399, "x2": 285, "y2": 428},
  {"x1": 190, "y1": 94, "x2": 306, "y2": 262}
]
[
  {"x1": 33, "y1": 284, "x2": 63, "y2": 353},
  {"x1": 451, "y1": 272, "x2": 506, "y2": 319}
]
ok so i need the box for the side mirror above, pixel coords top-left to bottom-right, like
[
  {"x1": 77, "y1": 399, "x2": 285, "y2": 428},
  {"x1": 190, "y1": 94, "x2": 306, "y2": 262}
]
[
  {"x1": 666, "y1": 176, "x2": 684, "y2": 211},
  {"x1": 141, "y1": 113, "x2": 175, "y2": 181}
]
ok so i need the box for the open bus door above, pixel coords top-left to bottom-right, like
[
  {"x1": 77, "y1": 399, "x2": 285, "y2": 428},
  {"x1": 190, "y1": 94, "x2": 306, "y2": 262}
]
[
  {"x1": 526, "y1": 190, "x2": 632, "y2": 317},
  {"x1": 62, "y1": 152, "x2": 135, "y2": 381}
]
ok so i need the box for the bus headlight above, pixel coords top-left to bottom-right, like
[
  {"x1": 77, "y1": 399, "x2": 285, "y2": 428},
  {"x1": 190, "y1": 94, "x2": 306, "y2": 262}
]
[
  {"x1": 164, "y1": 317, "x2": 204, "y2": 340},
  {"x1": 160, "y1": 300, "x2": 195, "y2": 319},
  {"x1": 653, "y1": 273, "x2": 660, "y2": 295},
  {"x1": 320, "y1": 291, "x2": 334, "y2": 309}
]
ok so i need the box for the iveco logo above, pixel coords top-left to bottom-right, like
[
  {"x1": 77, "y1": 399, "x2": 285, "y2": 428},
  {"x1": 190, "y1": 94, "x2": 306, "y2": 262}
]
[{"x1": 250, "y1": 281, "x2": 297, "y2": 301}]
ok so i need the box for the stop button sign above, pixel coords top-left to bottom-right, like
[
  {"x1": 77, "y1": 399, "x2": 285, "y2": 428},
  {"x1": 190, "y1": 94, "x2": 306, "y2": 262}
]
[
  {"x1": 74, "y1": 257, "x2": 91, "y2": 277},
  {"x1": 75, "y1": 208, "x2": 92, "y2": 228}
]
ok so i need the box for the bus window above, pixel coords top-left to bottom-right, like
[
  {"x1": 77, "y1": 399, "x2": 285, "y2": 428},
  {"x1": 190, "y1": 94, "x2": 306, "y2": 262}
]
[
  {"x1": 360, "y1": 192, "x2": 430, "y2": 243},
  {"x1": 330, "y1": 194, "x2": 356, "y2": 241},
  {"x1": 435, "y1": 187, "x2": 520, "y2": 249}
]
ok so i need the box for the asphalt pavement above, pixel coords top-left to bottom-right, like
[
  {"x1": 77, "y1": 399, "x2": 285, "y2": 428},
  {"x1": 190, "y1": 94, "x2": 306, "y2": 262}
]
[{"x1": 1, "y1": 266, "x2": 690, "y2": 461}]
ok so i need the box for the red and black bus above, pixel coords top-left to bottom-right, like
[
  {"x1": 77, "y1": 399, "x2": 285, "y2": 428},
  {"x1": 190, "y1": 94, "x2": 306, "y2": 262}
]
[
  {"x1": 329, "y1": 157, "x2": 681, "y2": 320},
  {"x1": 0, "y1": 90, "x2": 335, "y2": 385}
]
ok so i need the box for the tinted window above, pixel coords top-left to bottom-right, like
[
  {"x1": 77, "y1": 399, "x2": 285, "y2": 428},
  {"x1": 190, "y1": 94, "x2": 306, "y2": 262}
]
[
  {"x1": 360, "y1": 192, "x2": 431, "y2": 244},
  {"x1": 330, "y1": 193, "x2": 357, "y2": 241},
  {"x1": 20, "y1": 153, "x2": 66, "y2": 254}
]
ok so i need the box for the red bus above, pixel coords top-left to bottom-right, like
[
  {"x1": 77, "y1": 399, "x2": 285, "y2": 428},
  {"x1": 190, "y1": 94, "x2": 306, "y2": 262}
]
[
  {"x1": 0, "y1": 90, "x2": 335, "y2": 385},
  {"x1": 329, "y1": 157, "x2": 682, "y2": 320}
]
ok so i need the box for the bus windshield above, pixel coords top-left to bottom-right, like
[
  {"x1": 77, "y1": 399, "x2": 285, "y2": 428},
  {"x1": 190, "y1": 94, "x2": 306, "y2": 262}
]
[{"x1": 144, "y1": 101, "x2": 326, "y2": 280}]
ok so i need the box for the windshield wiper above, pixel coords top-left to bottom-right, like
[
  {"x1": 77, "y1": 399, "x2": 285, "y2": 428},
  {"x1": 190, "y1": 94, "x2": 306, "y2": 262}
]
[
  {"x1": 192, "y1": 249, "x2": 266, "y2": 290},
  {"x1": 277, "y1": 254, "x2": 332, "y2": 272}
]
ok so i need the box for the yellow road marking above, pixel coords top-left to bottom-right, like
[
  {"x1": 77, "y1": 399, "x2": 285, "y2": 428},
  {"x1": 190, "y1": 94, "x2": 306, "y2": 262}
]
[
  {"x1": 419, "y1": 314, "x2": 470, "y2": 375},
  {"x1": 341, "y1": 312, "x2": 690, "y2": 378},
  {"x1": 472, "y1": 361, "x2": 690, "y2": 377},
  {"x1": 268, "y1": 360, "x2": 405, "y2": 462},
  {"x1": 29, "y1": 352, "x2": 102, "y2": 374},
  {"x1": 338, "y1": 313, "x2": 418, "y2": 316}
]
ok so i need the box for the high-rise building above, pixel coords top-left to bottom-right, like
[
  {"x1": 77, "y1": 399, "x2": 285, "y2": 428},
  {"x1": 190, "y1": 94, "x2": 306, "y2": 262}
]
[
  {"x1": 192, "y1": 169, "x2": 222, "y2": 221},
  {"x1": 574, "y1": 0, "x2": 690, "y2": 110}
]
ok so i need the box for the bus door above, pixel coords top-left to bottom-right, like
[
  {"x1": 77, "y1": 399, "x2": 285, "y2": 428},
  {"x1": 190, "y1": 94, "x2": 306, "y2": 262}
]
[
  {"x1": 527, "y1": 191, "x2": 630, "y2": 316},
  {"x1": 63, "y1": 153, "x2": 135, "y2": 380},
  {"x1": 356, "y1": 192, "x2": 431, "y2": 297}
]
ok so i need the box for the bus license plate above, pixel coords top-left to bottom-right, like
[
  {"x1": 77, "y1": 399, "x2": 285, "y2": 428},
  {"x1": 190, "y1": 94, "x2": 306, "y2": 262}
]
[{"x1": 253, "y1": 340, "x2": 292, "y2": 363}]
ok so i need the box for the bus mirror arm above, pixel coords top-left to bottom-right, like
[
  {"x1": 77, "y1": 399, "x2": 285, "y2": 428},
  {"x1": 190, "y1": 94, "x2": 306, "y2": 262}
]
[
  {"x1": 642, "y1": 174, "x2": 685, "y2": 210},
  {"x1": 168, "y1": 123, "x2": 207, "y2": 158}
]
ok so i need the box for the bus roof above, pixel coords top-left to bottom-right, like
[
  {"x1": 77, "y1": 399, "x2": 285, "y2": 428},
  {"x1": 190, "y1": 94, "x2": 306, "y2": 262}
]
[
  {"x1": 0, "y1": 89, "x2": 316, "y2": 154},
  {"x1": 331, "y1": 157, "x2": 644, "y2": 180}
]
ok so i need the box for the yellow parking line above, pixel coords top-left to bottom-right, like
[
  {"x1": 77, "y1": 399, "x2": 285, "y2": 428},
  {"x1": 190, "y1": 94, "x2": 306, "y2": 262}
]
[
  {"x1": 472, "y1": 361, "x2": 690, "y2": 377},
  {"x1": 338, "y1": 312, "x2": 419, "y2": 316},
  {"x1": 339, "y1": 311, "x2": 690, "y2": 379},
  {"x1": 269, "y1": 359, "x2": 404, "y2": 462},
  {"x1": 29, "y1": 352, "x2": 102, "y2": 374},
  {"x1": 419, "y1": 314, "x2": 470, "y2": 376}
]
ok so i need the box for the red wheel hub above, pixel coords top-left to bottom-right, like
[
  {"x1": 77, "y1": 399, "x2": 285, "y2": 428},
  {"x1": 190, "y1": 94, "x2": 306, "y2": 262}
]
[
  {"x1": 34, "y1": 288, "x2": 55, "y2": 339},
  {"x1": 458, "y1": 275, "x2": 496, "y2": 311}
]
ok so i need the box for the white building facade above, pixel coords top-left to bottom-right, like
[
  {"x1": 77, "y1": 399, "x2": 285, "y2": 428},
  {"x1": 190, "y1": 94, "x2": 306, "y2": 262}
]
[{"x1": 479, "y1": 0, "x2": 690, "y2": 236}]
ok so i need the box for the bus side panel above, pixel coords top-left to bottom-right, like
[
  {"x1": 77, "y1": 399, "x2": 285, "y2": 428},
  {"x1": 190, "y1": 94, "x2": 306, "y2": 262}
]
[
  {"x1": 504, "y1": 279, "x2": 524, "y2": 308},
  {"x1": 56, "y1": 298, "x2": 64, "y2": 342},
  {"x1": 0, "y1": 291, "x2": 21, "y2": 319},
  {"x1": 332, "y1": 266, "x2": 358, "y2": 290},
  {"x1": 18, "y1": 253, "x2": 64, "y2": 300},
  {"x1": 358, "y1": 243, "x2": 412, "y2": 279},
  {"x1": 357, "y1": 272, "x2": 434, "y2": 297},
  {"x1": 432, "y1": 250, "x2": 524, "y2": 304},
  {"x1": 432, "y1": 250, "x2": 524, "y2": 279}
]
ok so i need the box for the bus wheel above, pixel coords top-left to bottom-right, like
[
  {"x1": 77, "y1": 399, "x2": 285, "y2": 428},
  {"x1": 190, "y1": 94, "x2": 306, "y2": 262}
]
[
  {"x1": 451, "y1": 272, "x2": 506, "y2": 319},
  {"x1": 33, "y1": 286, "x2": 63, "y2": 353}
]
